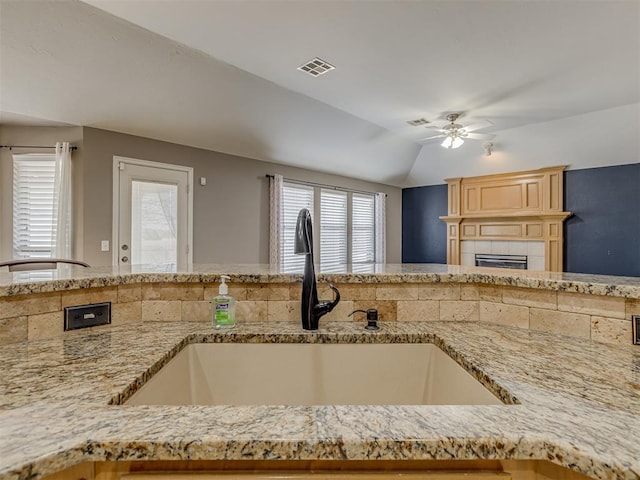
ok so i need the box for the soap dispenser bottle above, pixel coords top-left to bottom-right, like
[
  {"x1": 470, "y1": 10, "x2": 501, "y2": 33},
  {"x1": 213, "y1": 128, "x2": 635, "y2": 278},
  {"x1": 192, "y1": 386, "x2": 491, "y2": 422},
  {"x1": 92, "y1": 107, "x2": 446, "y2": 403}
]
[{"x1": 213, "y1": 275, "x2": 236, "y2": 329}]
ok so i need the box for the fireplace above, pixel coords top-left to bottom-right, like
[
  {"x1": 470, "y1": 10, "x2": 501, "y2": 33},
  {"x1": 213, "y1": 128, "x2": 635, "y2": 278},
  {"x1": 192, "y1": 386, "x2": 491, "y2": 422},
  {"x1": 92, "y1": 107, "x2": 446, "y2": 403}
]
[
  {"x1": 439, "y1": 166, "x2": 572, "y2": 272},
  {"x1": 475, "y1": 254, "x2": 527, "y2": 270}
]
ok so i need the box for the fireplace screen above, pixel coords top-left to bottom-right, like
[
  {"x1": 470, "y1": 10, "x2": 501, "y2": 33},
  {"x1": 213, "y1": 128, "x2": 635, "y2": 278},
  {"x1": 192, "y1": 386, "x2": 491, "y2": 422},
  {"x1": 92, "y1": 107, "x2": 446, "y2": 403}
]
[{"x1": 475, "y1": 254, "x2": 528, "y2": 270}]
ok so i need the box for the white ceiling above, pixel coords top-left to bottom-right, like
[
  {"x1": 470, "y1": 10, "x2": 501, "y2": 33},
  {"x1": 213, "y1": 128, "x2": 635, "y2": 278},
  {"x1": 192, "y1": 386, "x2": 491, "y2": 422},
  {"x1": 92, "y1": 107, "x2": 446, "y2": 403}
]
[{"x1": 1, "y1": 0, "x2": 638, "y2": 186}]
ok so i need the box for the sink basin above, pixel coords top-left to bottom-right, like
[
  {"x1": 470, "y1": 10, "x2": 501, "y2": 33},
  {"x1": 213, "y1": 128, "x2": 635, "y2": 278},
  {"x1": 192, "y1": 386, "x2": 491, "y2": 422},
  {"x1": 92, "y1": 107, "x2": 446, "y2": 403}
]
[{"x1": 126, "y1": 343, "x2": 503, "y2": 406}]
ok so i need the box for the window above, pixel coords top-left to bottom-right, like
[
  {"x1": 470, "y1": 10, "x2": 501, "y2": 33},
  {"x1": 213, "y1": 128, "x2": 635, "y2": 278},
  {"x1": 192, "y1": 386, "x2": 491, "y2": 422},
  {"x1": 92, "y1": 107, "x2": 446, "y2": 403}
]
[
  {"x1": 277, "y1": 179, "x2": 382, "y2": 272},
  {"x1": 320, "y1": 190, "x2": 347, "y2": 266},
  {"x1": 352, "y1": 193, "x2": 375, "y2": 263},
  {"x1": 12, "y1": 154, "x2": 57, "y2": 259},
  {"x1": 280, "y1": 183, "x2": 314, "y2": 272}
]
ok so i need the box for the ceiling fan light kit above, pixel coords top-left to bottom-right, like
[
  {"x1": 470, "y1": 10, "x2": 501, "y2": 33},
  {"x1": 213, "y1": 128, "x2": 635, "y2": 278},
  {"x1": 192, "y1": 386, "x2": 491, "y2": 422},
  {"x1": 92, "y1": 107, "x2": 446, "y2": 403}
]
[
  {"x1": 417, "y1": 111, "x2": 496, "y2": 149},
  {"x1": 440, "y1": 113, "x2": 464, "y2": 149},
  {"x1": 442, "y1": 135, "x2": 464, "y2": 149}
]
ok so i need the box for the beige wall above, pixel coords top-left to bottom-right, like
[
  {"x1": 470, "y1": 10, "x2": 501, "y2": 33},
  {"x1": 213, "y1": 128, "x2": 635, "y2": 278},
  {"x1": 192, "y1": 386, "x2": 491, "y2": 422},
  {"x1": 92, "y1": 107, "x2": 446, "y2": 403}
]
[
  {"x1": 0, "y1": 125, "x2": 84, "y2": 260},
  {"x1": 83, "y1": 127, "x2": 401, "y2": 266},
  {"x1": 40, "y1": 126, "x2": 401, "y2": 266}
]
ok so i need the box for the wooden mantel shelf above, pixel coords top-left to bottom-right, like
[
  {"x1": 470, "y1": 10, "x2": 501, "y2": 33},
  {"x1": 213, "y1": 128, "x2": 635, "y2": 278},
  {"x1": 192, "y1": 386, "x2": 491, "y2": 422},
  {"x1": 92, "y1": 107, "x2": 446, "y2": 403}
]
[
  {"x1": 439, "y1": 212, "x2": 572, "y2": 221},
  {"x1": 440, "y1": 166, "x2": 572, "y2": 272}
]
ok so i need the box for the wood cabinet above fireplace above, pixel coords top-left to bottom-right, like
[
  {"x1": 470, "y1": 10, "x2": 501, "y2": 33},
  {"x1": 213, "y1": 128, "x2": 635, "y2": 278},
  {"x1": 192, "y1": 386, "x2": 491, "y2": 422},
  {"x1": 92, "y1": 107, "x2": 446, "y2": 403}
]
[{"x1": 440, "y1": 166, "x2": 572, "y2": 272}]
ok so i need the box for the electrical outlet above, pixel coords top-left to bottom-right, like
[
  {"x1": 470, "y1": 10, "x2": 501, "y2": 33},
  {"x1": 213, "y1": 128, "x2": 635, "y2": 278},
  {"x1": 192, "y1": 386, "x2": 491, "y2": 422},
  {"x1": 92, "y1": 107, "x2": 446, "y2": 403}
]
[
  {"x1": 633, "y1": 315, "x2": 640, "y2": 345},
  {"x1": 64, "y1": 303, "x2": 111, "y2": 331}
]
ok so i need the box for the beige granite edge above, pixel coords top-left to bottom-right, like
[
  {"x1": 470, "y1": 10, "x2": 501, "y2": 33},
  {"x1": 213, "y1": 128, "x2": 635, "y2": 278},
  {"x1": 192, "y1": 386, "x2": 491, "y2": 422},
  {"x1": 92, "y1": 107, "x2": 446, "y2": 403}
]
[{"x1": 2, "y1": 271, "x2": 640, "y2": 299}]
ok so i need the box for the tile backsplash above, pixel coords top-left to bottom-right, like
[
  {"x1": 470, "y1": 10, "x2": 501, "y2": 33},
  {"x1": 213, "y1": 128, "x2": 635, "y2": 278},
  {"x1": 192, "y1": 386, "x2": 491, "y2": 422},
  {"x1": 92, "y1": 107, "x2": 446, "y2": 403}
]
[{"x1": 0, "y1": 281, "x2": 638, "y2": 348}]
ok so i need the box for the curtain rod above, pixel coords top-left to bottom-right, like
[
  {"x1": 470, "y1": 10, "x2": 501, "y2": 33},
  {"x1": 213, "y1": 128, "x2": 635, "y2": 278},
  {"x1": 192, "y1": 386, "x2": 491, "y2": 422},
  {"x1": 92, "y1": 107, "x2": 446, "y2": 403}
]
[
  {"x1": 266, "y1": 174, "x2": 384, "y2": 197},
  {"x1": 0, "y1": 144, "x2": 78, "y2": 151}
]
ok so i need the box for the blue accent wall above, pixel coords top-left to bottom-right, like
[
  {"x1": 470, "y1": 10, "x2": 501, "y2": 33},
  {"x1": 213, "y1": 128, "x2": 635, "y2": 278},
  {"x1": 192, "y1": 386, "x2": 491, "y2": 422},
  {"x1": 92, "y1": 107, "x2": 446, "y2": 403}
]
[
  {"x1": 564, "y1": 164, "x2": 640, "y2": 277},
  {"x1": 402, "y1": 184, "x2": 448, "y2": 263},
  {"x1": 402, "y1": 163, "x2": 640, "y2": 277}
]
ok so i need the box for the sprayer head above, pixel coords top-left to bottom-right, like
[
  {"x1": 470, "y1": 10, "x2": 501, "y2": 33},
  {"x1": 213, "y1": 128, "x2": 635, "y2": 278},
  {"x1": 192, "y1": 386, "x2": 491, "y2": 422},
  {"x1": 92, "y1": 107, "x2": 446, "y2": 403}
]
[{"x1": 294, "y1": 208, "x2": 312, "y2": 255}]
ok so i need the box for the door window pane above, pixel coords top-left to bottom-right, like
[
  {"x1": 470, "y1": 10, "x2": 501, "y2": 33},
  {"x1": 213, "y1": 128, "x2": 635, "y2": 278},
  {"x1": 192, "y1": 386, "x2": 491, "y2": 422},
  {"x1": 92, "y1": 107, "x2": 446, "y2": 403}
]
[{"x1": 131, "y1": 181, "x2": 177, "y2": 265}]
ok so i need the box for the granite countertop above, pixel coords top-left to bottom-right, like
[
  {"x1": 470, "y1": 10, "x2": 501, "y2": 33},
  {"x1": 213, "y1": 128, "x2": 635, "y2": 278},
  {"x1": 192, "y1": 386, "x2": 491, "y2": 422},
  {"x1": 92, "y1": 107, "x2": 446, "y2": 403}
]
[
  {"x1": 2, "y1": 263, "x2": 640, "y2": 298},
  {"x1": 1, "y1": 321, "x2": 640, "y2": 480}
]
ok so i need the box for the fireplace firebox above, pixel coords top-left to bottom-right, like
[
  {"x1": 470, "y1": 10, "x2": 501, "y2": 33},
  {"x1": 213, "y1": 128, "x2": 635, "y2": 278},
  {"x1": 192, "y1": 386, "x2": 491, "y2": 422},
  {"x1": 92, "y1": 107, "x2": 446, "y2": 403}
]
[{"x1": 475, "y1": 254, "x2": 528, "y2": 270}]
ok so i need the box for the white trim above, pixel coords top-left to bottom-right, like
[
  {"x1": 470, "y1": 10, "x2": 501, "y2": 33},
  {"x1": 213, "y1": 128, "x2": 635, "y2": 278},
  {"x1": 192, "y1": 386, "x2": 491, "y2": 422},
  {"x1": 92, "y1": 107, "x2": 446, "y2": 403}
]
[
  {"x1": 111, "y1": 159, "x2": 119, "y2": 266},
  {"x1": 112, "y1": 156, "x2": 194, "y2": 267}
]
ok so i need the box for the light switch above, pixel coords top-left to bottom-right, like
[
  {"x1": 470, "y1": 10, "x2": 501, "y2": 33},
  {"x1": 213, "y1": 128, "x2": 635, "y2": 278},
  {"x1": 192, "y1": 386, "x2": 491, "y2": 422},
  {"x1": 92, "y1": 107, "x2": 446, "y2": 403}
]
[
  {"x1": 200, "y1": 177, "x2": 207, "y2": 186},
  {"x1": 101, "y1": 240, "x2": 110, "y2": 252}
]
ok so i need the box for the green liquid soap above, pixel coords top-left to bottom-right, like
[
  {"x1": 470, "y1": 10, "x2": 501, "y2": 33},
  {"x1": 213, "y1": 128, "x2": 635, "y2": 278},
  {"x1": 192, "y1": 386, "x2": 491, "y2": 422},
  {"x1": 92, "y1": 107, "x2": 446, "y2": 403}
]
[{"x1": 213, "y1": 275, "x2": 236, "y2": 329}]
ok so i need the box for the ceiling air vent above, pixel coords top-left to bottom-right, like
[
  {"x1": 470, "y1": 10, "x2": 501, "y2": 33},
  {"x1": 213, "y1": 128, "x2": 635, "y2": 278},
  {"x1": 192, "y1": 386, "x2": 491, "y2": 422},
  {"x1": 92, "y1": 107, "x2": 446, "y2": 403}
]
[
  {"x1": 297, "y1": 57, "x2": 335, "y2": 77},
  {"x1": 406, "y1": 118, "x2": 430, "y2": 126}
]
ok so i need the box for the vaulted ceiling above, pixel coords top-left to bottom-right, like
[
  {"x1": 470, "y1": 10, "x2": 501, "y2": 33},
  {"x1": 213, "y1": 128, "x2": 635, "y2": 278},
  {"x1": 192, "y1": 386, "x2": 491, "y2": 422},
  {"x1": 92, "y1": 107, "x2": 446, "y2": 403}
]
[{"x1": 1, "y1": 0, "x2": 638, "y2": 186}]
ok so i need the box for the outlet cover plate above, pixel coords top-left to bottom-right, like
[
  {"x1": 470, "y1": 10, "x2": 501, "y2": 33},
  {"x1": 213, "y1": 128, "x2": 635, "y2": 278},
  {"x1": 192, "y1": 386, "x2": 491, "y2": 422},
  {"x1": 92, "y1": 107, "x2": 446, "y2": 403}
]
[
  {"x1": 633, "y1": 315, "x2": 640, "y2": 345},
  {"x1": 64, "y1": 302, "x2": 111, "y2": 331}
]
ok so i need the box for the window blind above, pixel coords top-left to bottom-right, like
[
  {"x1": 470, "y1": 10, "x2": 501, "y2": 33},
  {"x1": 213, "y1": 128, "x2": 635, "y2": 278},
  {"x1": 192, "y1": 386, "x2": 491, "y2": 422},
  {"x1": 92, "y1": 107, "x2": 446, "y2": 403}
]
[
  {"x1": 352, "y1": 193, "x2": 375, "y2": 263},
  {"x1": 320, "y1": 189, "x2": 347, "y2": 267},
  {"x1": 278, "y1": 180, "x2": 380, "y2": 270},
  {"x1": 12, "y1": 155, "x2": 57, "y2": 259},
  {"x1": 280, "y1": 183, "x2": 314, "y2": 272}
]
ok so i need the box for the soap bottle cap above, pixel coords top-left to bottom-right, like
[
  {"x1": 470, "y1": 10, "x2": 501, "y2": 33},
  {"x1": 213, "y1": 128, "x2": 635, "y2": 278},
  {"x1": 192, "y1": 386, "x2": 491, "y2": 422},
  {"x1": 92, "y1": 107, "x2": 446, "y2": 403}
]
[{"x1": 219, "y1": 275, "x2": 230, "y2": 295}]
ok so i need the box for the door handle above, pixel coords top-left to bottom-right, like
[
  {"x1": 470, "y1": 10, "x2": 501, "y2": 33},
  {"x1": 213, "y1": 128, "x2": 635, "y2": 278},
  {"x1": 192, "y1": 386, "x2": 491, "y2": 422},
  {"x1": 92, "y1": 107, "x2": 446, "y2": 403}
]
[
  {"x1": 121, "y1": 244, "x2": 129, "y2": 251},
  {"x1": 121, "y1": 256, "x2": 129, "y2": 263}
]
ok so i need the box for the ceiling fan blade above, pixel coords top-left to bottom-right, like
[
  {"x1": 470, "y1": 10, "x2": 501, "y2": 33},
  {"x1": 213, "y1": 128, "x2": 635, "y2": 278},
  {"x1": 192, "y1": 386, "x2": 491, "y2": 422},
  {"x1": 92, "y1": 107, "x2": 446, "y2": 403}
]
[
  {"x1": 416, "y1": 133, "x2": 446, "y2": 142},
  {"x1": 460, "y1": 119, "x2": 493, "y2": 132},
  {"x1": 464, "y1": 132, "x2": 496, "y2": 140}
]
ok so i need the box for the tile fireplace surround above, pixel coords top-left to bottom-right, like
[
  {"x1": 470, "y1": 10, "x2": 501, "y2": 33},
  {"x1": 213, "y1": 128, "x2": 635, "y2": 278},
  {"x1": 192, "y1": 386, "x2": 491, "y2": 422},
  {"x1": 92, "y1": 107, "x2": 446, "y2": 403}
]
[{"x1": 461, "y1": 240, "x2": 545, "y2": 271}]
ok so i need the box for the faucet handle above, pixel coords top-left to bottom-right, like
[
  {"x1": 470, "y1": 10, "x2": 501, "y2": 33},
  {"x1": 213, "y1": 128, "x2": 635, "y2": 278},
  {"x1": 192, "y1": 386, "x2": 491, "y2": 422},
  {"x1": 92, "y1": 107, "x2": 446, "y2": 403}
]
[
  {"x1": 328, "y1": 284, "x2": 340, "y2": 304},
  {"x1": 313, "y1": 284, "x2": 341, "y2": 318},
  {"x1": 348, "y1": 308, "x2": 379, "y2": 331}
]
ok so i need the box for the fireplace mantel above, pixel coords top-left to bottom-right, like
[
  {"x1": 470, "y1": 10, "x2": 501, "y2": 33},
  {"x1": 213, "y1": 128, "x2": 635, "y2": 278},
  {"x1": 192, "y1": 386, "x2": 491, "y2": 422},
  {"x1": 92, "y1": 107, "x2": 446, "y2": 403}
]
[{"x1": 440, "y1": 166, "x2": 572, "y2": 272}]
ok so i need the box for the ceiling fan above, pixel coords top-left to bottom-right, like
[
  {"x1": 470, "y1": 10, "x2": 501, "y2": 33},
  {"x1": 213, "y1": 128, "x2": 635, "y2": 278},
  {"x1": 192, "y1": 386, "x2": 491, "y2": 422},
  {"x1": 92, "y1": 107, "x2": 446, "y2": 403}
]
[{"x1": 417, "y1": 113, "x2": 495, "y2": 149}]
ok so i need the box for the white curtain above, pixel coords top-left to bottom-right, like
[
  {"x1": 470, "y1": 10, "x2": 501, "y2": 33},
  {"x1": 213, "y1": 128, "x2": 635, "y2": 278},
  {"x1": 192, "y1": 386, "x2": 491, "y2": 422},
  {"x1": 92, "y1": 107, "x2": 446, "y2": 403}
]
[
  {"x1": 53, "y1": 142, "x2": 72, "y2": 258},
  {"x1": 374, "y1": 192, "x2": 386, "y2": 264},
  {"x1": 268, "y1": 174, "x2": 283, "y2": 268}
]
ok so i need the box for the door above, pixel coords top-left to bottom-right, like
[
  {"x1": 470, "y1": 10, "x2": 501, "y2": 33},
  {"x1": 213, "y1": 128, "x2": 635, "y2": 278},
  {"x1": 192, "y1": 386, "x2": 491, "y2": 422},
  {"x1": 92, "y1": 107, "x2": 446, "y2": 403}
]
[{"x1": 113, "y1": 157, "x2": 193, "y2": 269}]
